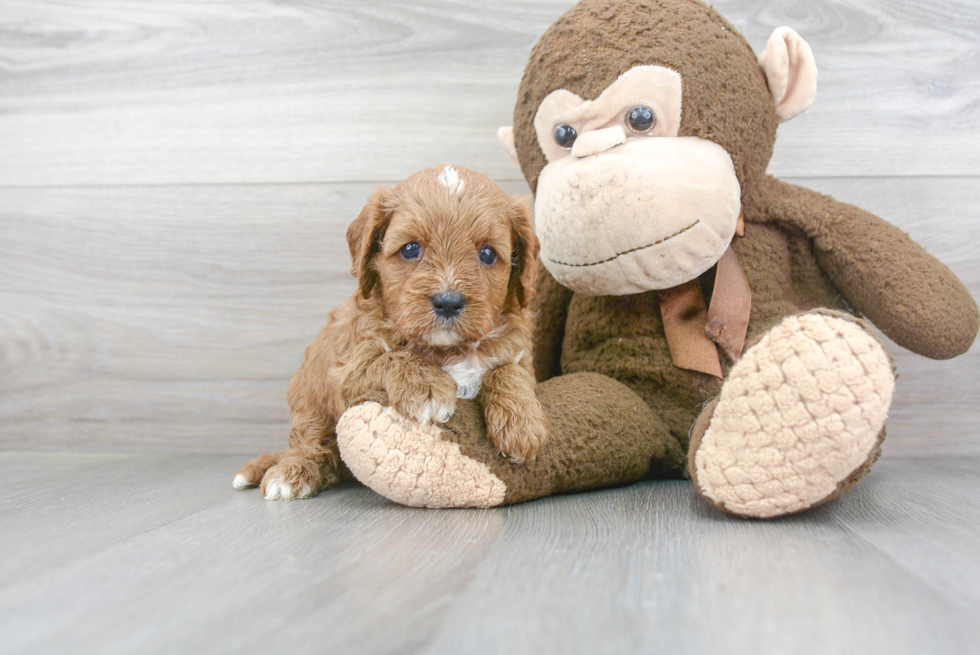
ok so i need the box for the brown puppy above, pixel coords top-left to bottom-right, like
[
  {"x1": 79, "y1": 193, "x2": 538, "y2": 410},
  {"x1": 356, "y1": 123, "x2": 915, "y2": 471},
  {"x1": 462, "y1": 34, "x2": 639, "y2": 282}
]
[{"x1": 234, "y1": 165, "x2": 547, "y2": 500}]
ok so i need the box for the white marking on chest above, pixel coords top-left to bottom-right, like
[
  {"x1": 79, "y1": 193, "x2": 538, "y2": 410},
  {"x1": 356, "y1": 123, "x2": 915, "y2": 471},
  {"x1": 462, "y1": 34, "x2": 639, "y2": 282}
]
[
  {"x1": 438, "y1": 166, "x2": 465, "y2": 194},
  {"x1": 442, "y1": 352, "x2": 496, "y2": 399}
]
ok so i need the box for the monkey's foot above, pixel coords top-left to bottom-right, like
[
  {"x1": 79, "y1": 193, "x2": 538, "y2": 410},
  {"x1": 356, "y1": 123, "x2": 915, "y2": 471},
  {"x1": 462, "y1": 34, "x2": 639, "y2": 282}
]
[
  {"x1": 690, "y1": 310, "x2": 895, "y2": 519},
  {"x1": 336, "y1": 402, "x2": 507, "y2": 508}
]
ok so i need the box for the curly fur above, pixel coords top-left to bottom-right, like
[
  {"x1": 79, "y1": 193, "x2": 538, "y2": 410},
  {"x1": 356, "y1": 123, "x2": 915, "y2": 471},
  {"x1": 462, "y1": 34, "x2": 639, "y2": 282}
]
[{"x1": 235, "y1": 165, "x2": 547, "y2": 499}]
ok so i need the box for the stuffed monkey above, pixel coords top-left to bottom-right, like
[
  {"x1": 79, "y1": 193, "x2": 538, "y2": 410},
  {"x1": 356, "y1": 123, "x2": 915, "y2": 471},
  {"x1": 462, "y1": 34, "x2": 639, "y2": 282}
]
[{"x1": 334, "y1": 0, "x2": 978, "y2": 518}]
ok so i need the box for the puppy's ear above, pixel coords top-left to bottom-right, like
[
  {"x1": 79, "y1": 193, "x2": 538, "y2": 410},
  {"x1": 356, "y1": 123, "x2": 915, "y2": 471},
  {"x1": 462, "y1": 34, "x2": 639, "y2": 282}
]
[
  {"x1": 347, "y1": 186, "x2": 393, "y2": 298},
  {"x1": 506, "y1": 195, "x2": 540, "y2": 309}
]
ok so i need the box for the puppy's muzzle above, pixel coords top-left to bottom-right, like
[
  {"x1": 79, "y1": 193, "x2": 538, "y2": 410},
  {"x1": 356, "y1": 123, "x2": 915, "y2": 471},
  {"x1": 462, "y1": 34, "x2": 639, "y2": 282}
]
[{"x1": 431, "y1": 291, "x2": 466, "y2": 319}]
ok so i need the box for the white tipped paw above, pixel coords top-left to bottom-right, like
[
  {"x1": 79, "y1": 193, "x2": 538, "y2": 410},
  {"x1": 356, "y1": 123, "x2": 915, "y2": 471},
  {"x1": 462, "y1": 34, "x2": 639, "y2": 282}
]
[
  {"x1": 263, "y1": 478, "x2": 294, "y2": 500},
  {"x1": 395, "y1": 396, "x2": 456, "y2": 424},
  {"x1": 262, "y1": 477, "x2": 314, "y2": 501},
  {"x1": 232, "y1": 474, "x2": 254, "y2": 490},
  {"x1": 419, "y1": 399, "x2": 455, "y2": 424},
  {"x1": 385, "y1": 365, "x2": 459, "y2": 425}
]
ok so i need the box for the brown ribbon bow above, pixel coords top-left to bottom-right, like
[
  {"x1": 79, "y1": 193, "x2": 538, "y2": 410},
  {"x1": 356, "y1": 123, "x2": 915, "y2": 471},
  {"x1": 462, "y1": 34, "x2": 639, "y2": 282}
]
[{"x1": 658, "y1": 213, "x2": 751, "y2": 378}]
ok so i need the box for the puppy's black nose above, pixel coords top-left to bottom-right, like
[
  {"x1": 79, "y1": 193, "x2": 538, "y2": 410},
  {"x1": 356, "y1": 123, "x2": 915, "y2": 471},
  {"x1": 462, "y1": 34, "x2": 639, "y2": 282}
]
[{"x1": 431, "y1": 291, "x2": 466, "y2": 319}]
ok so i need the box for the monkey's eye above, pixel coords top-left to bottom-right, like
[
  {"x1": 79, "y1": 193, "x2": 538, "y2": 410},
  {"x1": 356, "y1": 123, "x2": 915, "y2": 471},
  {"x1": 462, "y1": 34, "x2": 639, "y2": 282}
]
[
  {"x1": 399, "y1": 242, "x2": 422, "y2": 261},
  {"x1": 478, "y1": 245, "x2": 498, "y2": 266},
  {"x1": 553, "y1": 124, "x2": 578, "y2": 149},
  {"x1": 626, "y1": 106, "x2": 656, "y2": 134}
]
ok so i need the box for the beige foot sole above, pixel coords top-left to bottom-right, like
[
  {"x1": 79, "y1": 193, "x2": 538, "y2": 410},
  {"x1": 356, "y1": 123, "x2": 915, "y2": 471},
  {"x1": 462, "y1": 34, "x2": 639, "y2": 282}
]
[
  {"x1": 691, "y1": 311, "x2": 895, "y2": 518},
  {"x1": 336, "y1": 402, "x2": 507, "y2": 508}
]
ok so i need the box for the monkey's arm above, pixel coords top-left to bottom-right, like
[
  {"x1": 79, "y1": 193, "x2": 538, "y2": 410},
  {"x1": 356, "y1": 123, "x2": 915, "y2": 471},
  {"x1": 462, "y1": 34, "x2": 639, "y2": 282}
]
[
  {"x1": 749, "y1": 175, "x2": 978, "y2": 359},
  {"x1": 532, "y1": 264, "x2": 575, "y2": 382}
]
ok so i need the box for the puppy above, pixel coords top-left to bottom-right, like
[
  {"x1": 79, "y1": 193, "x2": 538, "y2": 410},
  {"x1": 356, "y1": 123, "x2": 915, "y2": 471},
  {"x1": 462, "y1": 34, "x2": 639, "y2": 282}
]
[{"x1": 234, "y1": 165, "x2": 547, "y2": 500}]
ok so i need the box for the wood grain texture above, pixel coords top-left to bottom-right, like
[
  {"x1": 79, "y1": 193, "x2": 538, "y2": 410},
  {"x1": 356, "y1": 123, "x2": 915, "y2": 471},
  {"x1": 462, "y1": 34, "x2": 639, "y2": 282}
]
[
  {"x1": 0, "y1": 0, "x2": 977, "y2": 454},
  {"x1": 1, "y1": 177, "x2": 977, "y2": 455},
  {"x1": 1, "y1": 0, "x2": 979, "y2": 185},
  {"x1": 0, "y1": 453, "x2": 978, "y2": 655}
]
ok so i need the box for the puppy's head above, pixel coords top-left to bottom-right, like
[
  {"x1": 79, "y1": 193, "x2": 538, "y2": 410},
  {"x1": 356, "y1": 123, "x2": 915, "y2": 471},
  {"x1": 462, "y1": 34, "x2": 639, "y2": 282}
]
[{"x1": 346, "y1": 165, "x2": 538, "y2": 348}]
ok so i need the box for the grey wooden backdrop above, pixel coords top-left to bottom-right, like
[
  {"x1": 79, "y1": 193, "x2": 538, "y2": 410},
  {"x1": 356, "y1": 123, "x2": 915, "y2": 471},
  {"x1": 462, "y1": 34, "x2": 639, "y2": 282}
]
[{"x1": 1, "y1": 0, "x2": 977, "y2": 456}]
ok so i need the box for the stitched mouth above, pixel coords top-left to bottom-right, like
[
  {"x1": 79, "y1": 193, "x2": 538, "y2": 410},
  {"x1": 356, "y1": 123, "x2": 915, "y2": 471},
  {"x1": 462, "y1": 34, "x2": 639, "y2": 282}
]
[{"x1": 546, "y1": 220, "x2": 700, "y2": 268}]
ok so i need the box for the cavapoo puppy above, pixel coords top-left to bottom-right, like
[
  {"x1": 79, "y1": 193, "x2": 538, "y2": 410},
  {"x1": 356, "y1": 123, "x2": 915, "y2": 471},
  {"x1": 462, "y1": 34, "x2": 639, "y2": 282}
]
[{"x1": 234, "y1": 165, "x2": 547, "y2": 500}]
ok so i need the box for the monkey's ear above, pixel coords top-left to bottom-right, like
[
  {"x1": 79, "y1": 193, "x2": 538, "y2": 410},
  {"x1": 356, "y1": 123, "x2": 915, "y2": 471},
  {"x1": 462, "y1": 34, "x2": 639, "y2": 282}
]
[
  {"x1": 759, "y1": 27, "x2": 818, "y2": 123},
  {"x1": 507, "y1": 195, "x2": 540, "y2": 309},
  {"x1": 346, "y1": 187, "x2": 393, "y2": 298},
  {"x1": 497, "y1": 126, "x2": 521, "y2": 168}
]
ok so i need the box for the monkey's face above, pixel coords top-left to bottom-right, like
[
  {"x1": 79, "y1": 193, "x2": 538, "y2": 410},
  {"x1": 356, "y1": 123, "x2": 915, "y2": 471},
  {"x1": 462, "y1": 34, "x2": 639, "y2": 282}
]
[{"x1": 531, "y1": 66, "x2": 741, "y2": 296}]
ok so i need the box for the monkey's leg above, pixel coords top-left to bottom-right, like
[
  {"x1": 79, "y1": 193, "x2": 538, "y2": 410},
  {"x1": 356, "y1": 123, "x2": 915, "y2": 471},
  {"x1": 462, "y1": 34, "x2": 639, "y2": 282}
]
[
  {"x1": 689, "y1": 310, "x2": 894, "y2": 519},
  {"x1": 335, "y1": 372, "x2": 684, "y2": 508}
]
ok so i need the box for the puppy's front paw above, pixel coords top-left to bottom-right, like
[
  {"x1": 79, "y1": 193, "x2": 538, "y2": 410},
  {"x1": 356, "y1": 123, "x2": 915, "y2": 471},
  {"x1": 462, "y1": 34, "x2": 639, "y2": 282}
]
[
  {"x1": 400, "y1": 395, "x2": 456, "y2": 425},
  {"x1": 260, "y1": 459, "x2": 323, "y2": 501},
  {"x1": 485, "y1": 396, "x2": 549, "y2": 464},
  {"x1": 419, "y1": 399, "x2": 456, "y2": 423},
  {"x1": 387, "y1": 367, "x2": 458, "y2": 425}
]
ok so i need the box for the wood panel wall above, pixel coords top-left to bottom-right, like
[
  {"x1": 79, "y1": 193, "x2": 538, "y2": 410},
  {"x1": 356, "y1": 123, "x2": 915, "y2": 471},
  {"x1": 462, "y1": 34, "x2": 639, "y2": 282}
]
[{"x1": 1, "y1": 0, "x2": 977, "y2": 455}]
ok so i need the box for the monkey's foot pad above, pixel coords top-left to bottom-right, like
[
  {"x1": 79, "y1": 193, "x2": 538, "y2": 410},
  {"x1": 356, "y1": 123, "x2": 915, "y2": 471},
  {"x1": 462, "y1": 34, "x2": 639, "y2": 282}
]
[
  {"x1": 691, "y1": 311, "x2": 895, "y2": 519},
  {"x1": 336, "y1": 402, "x2": 507, "y2": 508}
]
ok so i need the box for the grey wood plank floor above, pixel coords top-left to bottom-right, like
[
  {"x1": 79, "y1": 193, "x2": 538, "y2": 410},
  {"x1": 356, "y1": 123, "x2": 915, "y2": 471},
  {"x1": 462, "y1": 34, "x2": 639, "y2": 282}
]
[{"x1": 1, "y1": 453, "x2": 978, "y2": 655}]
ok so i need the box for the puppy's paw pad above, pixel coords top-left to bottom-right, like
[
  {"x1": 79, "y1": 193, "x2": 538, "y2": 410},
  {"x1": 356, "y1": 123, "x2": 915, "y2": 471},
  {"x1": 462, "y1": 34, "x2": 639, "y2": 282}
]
[{"x1": 232, "y1": 474, "x2": 255, "y2": 490}]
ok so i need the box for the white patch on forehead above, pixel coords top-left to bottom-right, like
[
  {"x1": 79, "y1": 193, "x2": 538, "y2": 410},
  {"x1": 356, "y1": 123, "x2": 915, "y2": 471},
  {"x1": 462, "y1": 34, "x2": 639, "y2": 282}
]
[{"x1": 438, "y1": 166, "x2": 465, "y2": 194}]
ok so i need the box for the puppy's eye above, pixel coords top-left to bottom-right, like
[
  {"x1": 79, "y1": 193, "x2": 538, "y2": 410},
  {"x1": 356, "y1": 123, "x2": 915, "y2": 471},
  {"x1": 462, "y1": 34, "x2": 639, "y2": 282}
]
[
  {"x1": 399, "y1": 242, "x2": 422, "y2": 261},
  {"x1": 553, "y1": 124, "x2": 577, "y2": 149},
  {"x1": 626, "y1": 106, "x2": 656, "y2": 134},
  {"x1": 478, "y1": 246, "x2": 498, "y2": 266}
]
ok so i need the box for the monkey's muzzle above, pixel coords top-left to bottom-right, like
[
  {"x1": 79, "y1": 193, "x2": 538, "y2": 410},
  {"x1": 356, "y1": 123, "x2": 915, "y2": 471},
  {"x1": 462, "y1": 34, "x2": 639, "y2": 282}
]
[{"x1": 534, "y1": 137, "x2": 741, "y2": 296}]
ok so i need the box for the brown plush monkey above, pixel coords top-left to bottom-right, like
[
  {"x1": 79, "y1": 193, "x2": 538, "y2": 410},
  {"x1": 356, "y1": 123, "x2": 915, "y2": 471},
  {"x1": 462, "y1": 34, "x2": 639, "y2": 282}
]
[{"x1": 334, "y1": 0, "x2": 978, "y2": 518}]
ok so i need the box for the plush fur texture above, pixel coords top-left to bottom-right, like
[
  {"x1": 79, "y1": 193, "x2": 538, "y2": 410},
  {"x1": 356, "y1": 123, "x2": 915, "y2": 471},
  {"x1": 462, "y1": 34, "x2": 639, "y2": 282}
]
[
  {"x1": 338, "y1": 372, "x2": 682, "y2": 507},
  {"x1": 689, "y1": 310, "x2": 895, "y2": 518},
  {"x1": 234, "y1": 165, "x2": 546, "y2": 500},
  {"x1": 513, "y1": 0, "x2": 779, "y2": 197},
  {"x1": 338, "y1": 401, "x2": 509, "y2": 508},
  {"x1": 333, "y1": 0, "x2": 978, "y2": 518}
]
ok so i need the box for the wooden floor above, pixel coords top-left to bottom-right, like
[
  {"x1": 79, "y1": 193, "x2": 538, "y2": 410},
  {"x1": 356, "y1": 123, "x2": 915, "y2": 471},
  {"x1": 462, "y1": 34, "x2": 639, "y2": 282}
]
[{"x1": 2, "y1": 453, "x2": 978, "y2": 655}]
